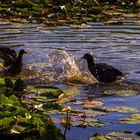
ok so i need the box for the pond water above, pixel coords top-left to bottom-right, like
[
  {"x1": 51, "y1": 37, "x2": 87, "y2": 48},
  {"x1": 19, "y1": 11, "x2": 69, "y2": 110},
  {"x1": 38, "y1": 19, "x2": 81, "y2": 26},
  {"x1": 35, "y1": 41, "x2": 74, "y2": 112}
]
[{"x1": 0, "y1": 15, "x2": 140, "y2": 140}]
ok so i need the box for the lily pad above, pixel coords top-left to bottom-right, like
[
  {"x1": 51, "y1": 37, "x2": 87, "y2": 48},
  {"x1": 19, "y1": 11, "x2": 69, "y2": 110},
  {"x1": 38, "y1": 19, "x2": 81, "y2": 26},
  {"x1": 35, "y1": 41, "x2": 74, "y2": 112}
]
[
  {"x1": 30, "y1": 86, "x2": 63, "y2": 98},
  {"x1": 120, "y1": 114, "x2": 140, "y2": 124},
  {"x1": 11, "y1": 125, "x2": 26, "y2": 134},
  {"x1": 104, "y1": 89, "x2": 138, "y2": 96},
  {"x1": 73, "y1": 100, "x2": 104, "y2": 107},
  {"x1": 84, "y1": 100, "x2": 104, "y2": 107},
  {"x1": 58, "y1": 88, "x2": 78, "y2": 103},
  {"x1": 104, "y1": 106, "x2": 138, "y2": 113},
  {"x1": 90, "y1": 131, "x2": 140, "y2": 140}
]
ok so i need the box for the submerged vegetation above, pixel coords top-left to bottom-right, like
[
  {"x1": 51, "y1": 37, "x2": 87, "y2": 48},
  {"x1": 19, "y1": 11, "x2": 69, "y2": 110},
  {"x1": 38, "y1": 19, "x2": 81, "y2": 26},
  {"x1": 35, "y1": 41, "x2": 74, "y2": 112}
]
[{"x1": 0, "y1": 0, "x2": 140, "y2": 25}]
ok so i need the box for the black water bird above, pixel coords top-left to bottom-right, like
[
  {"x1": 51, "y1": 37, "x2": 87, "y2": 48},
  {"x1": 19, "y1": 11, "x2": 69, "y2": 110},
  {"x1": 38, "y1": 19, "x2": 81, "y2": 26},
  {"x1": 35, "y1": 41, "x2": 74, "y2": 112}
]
[
  {"x1": 82, "y1": 53, "x2": 123, "y2": 83},
  {"x1": 0, "y1": 48, "x2": 28, "y2": 76}
]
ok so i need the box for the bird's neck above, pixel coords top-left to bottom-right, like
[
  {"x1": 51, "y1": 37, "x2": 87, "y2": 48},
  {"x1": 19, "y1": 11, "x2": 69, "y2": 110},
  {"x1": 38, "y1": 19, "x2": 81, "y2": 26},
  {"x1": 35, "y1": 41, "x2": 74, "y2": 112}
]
[
  {"x1": 17, "y1": 53, "x2": 23, "y2": 61},
  {"x1": 87, "y1": 59, "x2": 95, "y2": 68}
]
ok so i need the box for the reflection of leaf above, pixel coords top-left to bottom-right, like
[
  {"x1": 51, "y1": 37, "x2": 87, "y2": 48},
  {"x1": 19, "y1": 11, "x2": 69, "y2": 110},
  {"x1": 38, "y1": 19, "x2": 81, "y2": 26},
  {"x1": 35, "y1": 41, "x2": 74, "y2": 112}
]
[{"x1": 120, "y1": 114, "x2": 140, "y2": 124}]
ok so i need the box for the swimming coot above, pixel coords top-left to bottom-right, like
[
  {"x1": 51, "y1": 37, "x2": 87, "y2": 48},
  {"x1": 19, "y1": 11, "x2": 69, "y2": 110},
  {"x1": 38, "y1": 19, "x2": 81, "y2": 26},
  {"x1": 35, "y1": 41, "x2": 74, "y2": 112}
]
[
  {"x1": 82, "y1": 53, "x2": 123, "y2": 83},
  {"x1": 0, "y1": 48, "x2": 28, "y2": 76}
]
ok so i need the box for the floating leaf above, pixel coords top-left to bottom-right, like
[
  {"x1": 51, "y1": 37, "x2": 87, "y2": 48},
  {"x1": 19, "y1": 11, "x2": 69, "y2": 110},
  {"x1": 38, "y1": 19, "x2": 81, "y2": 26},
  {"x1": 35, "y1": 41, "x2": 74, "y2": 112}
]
[
  {"x1": 84, "y1": 100, "x2": 104, "y2": 107},
  {"x1": 120, "y1": 114, "x2": 140, "y2": 124},
  {"x1": 11, "y1": 125, "x2": 26, "y2": 134},
  {"x1": 31, "y1": 86, "x2": 63, "y2": 98},
  {"x1": 104, "y1": 89, "x2": 138, "y2": 96},
  {"x1": 43, "y1": 102, "x2": 62, "y2": 111},
  {"x1": 90, "y1": 131, "x2": 140, "y2": 140},
  {"x1": 104, "y1": 106, "x2": 138, "y2": 113},
  {"x1": 88, "y1": 120, "x2": 105, "y2": 127}
]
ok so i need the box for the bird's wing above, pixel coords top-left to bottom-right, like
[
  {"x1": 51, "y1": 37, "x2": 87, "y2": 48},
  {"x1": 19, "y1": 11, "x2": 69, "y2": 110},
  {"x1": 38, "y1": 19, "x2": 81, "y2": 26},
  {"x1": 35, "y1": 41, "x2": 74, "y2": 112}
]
[
  {"x1": 97, "y1": 63, "x2": 123, "y2": 76},
  {"x1": 0, "y1": 51, "x2": 15, "y2": 67},
  {"x1": 0, "y1": 48, "x2": 17, "y2": 59}
]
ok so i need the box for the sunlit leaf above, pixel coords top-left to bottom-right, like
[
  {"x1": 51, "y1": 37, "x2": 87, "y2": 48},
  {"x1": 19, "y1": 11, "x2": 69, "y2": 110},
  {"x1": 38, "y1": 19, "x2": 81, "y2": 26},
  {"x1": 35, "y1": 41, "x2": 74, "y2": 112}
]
[
  {"x1": 84, "y1": 100, "x2": 104, "y2": 107},
  {"x1": 104, "y1": 106, "x2": 138, "y2": 113},
  {"x1": 104, "y1": 89, "x2": 138, "y2": 96},
  {"x1": 0, "y1": 78, "x2": 6, "y2": 86},
  {"x1": 120, "y1": 114, "x2": 140, "y2": 124},
  {"x1": 11, "y1": 125, "x2": 26, "y2": 134},
  {"x1": 30, "y1": 86, "x2": 63, "y2": 98}
]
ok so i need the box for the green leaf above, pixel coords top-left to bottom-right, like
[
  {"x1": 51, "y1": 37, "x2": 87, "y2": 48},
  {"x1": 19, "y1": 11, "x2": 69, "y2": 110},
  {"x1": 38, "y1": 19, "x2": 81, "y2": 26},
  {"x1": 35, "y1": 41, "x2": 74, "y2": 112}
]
[
  {"x1": 104, "y1": 89, "x2": 138, "y2": 96},
  {"x1": 0, "y1": 95, "x2": 14, "y2": 105},
  {"x1": 0, "y1": 117, "x2": 15, "y2": 131},
  {"x1": 31, "y1": 86, "x2": 63, "y2": 98},
  {"x1": 0, "y1": 78, "x2": 6, "y2": 86},
  {"x1": 43, "y1": 102, "x2": 62, "y2": 110},
  {"x1": 11, "y1": 125, "x2": 27, "y2": 134},
  {"x1": 9, "y1": 95, "x2": 22, "y2": 106},
  {"x1": 4, "y1": 78, "x2": 13, "y2": 89},
  {"x1": 104, "y1": 106, "x2": 138, "y2": 113},
  {"x1": 13, "y1": 79, "x2": 27, "y2": 92},
  {"x1": 120, "y1": 114, "x2": 140, "y2": 124},
  {"x1": 0, "y1": 110, "x2": 12, "y2": 118},
  {"x1": 89, "y1": 121, "x2": 105, "y2": 127}
]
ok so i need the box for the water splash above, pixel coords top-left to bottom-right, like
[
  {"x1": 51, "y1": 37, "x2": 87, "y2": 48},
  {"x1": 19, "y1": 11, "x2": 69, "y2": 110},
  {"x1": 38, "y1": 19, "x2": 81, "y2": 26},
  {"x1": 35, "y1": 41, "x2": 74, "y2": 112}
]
[{"x1": 22, "y1": 50, "x2": 97, "y2": 84}]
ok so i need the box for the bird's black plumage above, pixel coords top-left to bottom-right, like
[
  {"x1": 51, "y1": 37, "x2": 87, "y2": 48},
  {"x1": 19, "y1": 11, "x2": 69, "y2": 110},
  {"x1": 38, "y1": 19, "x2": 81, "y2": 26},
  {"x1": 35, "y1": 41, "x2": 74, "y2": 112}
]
[
  {"x1": 0, "y1": 48, "x2": 27, "y2": 76},
  {"x1": 82, "y1": 53, "x2": 123, "y2": 82}
]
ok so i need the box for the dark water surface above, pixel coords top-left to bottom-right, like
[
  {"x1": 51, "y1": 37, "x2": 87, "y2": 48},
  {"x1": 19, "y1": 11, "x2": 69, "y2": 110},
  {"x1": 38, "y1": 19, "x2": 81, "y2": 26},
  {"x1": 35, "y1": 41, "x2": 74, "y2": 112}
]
[{"x1": 0, "y1": 17, "x2": 140, "y2": 139}]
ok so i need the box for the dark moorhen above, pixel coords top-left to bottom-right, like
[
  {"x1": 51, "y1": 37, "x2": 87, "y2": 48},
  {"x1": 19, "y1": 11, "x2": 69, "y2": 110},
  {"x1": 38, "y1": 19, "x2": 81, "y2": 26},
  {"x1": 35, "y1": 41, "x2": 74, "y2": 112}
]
[
  {"x1": 0, "y1": 48, "x2": 28, "y2": 76},
  {"x1": 82, "y1": 53, "x2": 124, "y2": 83}
]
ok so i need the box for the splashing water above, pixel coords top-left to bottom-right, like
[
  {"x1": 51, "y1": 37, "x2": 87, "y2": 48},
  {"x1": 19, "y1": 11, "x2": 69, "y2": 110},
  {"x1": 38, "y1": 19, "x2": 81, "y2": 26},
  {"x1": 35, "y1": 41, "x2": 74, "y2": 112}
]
[{"x1": 22, "y1": 50, "x2": 97, "y2": 84}]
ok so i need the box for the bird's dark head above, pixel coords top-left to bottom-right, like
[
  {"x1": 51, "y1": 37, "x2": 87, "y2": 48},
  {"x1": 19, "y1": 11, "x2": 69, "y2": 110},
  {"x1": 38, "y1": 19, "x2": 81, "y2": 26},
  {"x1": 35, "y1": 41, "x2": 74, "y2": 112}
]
[
  {"x1": 81, "y1": 53, "x2": 95, "y2": 65},
  {"x1": 82, "y1": 53, "x2": 93, "y2": 60},
  {"x1": 19, "y1": 49, "x2": 28, "y2": 55}
]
